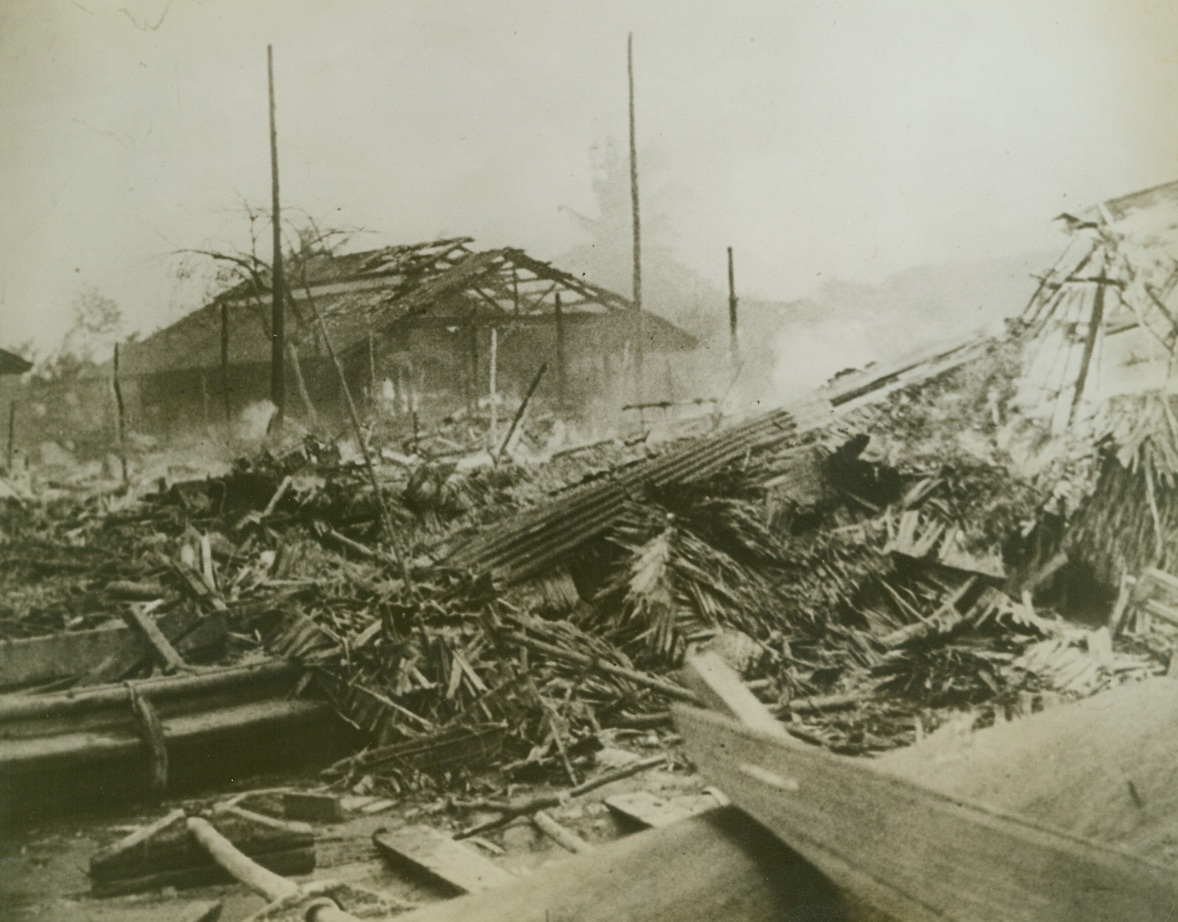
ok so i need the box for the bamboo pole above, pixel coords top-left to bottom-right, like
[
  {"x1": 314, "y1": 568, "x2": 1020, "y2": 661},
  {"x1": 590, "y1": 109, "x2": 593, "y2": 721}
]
[
  {"x1": 112, "y1": 342, "x2": 129, "y2": 487},
  {"x1": 267, "y1": 45, "x2": 285, "y2": 431},
  {"x1": 627, "y1": 33, "x2": 644, "y2": 405}
]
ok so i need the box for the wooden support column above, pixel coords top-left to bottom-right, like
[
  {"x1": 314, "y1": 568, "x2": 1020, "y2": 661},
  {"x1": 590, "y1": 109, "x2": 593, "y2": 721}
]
[
  {"x1": 467, "y1": 311, "x2": 479, "y2": 416},
  {"x1": 367, "y1": 314, "x2": 377, "y2": 411},
  {"x1": 6, "y1": 400, "x2": 15, "y2": 472},
  {"x1": 627, "y1": 33, "x2": 644, "y2": 405},
  {"x1": 220, "y1": 300, "x2": 231, "y2": 427},
  {"x1": 554, "y1": 293, "x2": 568, "y2": 411},
  {"x1": 267, "y1": 45, "x2": 285, "y2": 431},
  {"x1": 489, "y1": 326, "x2": 499, "y2": 450},
  {"x1": 1069, "y1": 267, "x2": 1107, "y2": 425},
  {"x1": 112, "y1": 342, "x2": 129, "y2": 487},
  {"x1": 727, "y1": 246, "x2": 739, "y2": 371}
]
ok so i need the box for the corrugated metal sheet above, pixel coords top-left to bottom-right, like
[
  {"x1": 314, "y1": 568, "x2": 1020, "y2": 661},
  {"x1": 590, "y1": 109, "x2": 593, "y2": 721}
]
[{"x1": 442, "y1": 336, "x2": 985, "y2": 584}]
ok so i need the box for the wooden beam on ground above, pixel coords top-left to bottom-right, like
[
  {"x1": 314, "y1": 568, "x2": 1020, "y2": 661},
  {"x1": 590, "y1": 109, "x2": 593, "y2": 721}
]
[{"x1": 373, "y1": 825, "x2": 516, "y2": 895}]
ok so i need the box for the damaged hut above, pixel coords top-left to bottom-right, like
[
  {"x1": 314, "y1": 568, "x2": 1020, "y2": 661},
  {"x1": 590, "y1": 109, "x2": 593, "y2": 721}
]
[
  {"x1": 119, "y1": 238, "x2": 697, "y2": 438},
  {"x1": 1011, "y1": 179, "x2": 1178, "y2": 603}
]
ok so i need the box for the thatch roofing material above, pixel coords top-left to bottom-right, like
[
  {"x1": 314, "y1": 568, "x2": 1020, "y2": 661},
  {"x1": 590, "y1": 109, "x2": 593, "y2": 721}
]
[{"x1": 442, "y1": 336, "x2": 986, "y2": 584}]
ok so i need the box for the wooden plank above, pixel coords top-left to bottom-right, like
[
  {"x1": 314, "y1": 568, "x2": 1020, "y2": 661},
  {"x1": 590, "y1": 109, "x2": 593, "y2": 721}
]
[
  {"x1": 673, "y1": 704, "x2": 1178, "y2": 922},
  {"x1": 388, "y1": 807, "x2": 861, "y2": 922},
  {"x1": 678, "y1": 652, "x2": 785, "y2": 738},
  {"x1": 0, "y1": 625, "x2": 132, "y2": 688},
  {"x1": 604, "y1": 791, "x2": 716, "y2": 829},
  {"x1": 122, "y1": 606, "x2": 187, "y2": 673},
  {"x1": 373, "y1": 825, "x2": 516, "y2": 895}
]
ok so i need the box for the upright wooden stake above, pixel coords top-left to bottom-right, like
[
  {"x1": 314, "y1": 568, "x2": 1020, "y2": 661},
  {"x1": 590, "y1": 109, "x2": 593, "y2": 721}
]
[
  {"x1": 1069, "y1": 267, "x2": 1107, "y2": 425},
  {"x1": 554, "y1": 292, "x2": 568, "y2": 411},
  {"x1": 112, "y1": 343, "x2": 129, "y2": 488},
  {"x1": 727, "y1": 246, "x2": 739, "y2": 370},
  {"x1": 220, "y1": 300, "x2": 231, "y2": 427},
  {"x1": 267, "y1": 44, "x2": 285, "y2": 431},
  {"x1": 367, "y1": 315, "x2": 377, "y2": 411},
  {"x1": 6, "y1": 401, "x2": 15, "y2": 472},
  {"x1": 467, "y1": 312, "x2": 479, "y2": 416},
  {"x1": 489, "y1": 326, "x2": 499, "y2": 450},
  {"x1": 627, "y1": 33, "x2": 644, "y2": 404}
]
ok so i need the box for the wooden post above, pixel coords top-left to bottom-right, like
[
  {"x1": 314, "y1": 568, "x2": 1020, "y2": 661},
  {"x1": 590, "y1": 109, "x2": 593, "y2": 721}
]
[
  {"x1": 1069, "y1": 267, "x2": 1107, "y2": 425},
  {"x1": 267, "y1": 44, "x2": 285, "y2": 431},
  {"x1": 112, "y1": 343, "x2": 129, "y2": 488},
  {"x1": 554, "y1": 292, "x2": 567, "y2": 411},
  {"x1": 497, "y1": 363, "x2": 547, "y2": 463},
  {"x1": 489, "y1": 326, "x2": 499, "y2": 450},
  {"x1": 220, "y1": 300, "x2": 231, "y2": 427},
  {"x1": 199, "y1": 370, "x2": 210, "y2": 425},
  {"x1": 6, "y1": 401, "x2": 15, "y2": 472},
  {"x1": 627, "y1": 33, "x2": 644, "y2": 405},
  {"x1": 727, "y1": 246, "x2": 739, "y2": 370},
  {"x1": 367, "y1": 315, "x2": 377, "y2": 411},
  {"x1": 467, "y1": 312, "x2": 479, "y2": 416}
]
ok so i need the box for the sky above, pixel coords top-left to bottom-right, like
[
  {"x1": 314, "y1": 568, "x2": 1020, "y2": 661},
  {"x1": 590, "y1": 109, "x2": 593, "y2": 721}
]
[{"x1": 2, "y1": 0, "x2": 1177, "y2": 356}]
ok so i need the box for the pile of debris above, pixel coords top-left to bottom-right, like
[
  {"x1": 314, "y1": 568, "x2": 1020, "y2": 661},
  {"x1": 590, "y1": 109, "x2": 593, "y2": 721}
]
[{"x1": 4, "y1": 315, "x2": 1175, "y2": 829}]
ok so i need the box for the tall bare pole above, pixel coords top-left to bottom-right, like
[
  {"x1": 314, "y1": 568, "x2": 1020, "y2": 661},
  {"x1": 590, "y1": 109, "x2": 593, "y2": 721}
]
[
  {"x1": 727, "y1": 246, "x2": 739, "y2": 370},
  {"x1": 628, "y1": 33, "x2": 644, "y2": 403},
  {"x1": 268, "y1": 45, "x2": 285, "y2": 430}
]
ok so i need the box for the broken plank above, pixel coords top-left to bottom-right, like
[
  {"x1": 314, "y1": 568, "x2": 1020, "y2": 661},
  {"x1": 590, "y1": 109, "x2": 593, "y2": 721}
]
[
  {"x1": 603, "y1": 791, "x2": 722, "y2": 830},
  {"x1": 678, "y1": 651, "x2": 785, "y2": 738},
  {"x1": 373, "y1": 825, "x2": 515, "y2": 895},
  {"x1": 122, "y1": 606, "x2": 187, "y2": 673},
  {"x1": 673, "y1": 704, "x2": 1178, "y2": 922}
]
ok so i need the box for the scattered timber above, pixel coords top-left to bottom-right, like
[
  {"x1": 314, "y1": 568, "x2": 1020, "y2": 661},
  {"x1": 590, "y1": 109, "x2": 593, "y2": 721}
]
[{"x1": 0, "y1": 660, "x2": 344, "y2": 824}]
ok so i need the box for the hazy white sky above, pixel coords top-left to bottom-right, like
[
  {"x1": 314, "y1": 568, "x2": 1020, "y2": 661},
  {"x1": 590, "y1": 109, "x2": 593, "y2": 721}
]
[{"x1": 2, "y1": 0, "x2": 1176, "y2": 353}]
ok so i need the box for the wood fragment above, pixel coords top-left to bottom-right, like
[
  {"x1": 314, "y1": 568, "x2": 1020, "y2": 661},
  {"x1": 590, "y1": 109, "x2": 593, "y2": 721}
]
[
  {"x1": 373, "y1": 825, "x2": 516, "y2": 894},
  {"x1": 532, "y1": 810, "x2": 592, "y2": 853},
  {"x1": 122, "y1": 606, "x2": 187, "y2": 674},
  {"x1": 679, "y1": 652, "x2": 786, "y2": 738},
  {"x1": 455, "y1": 755, "x2": 664, "y2": 839}
]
